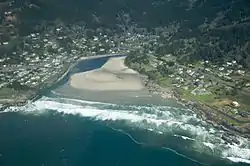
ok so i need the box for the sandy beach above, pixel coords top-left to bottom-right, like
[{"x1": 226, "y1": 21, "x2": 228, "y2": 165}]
[
  {"x1": 53, "y1": 55, "x2": 177, "y2": 105},
  {"x1": 69, "y1": 56, "x2": 145, "y2": 91}
]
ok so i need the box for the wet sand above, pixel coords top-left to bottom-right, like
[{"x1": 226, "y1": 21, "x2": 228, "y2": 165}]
[
  {"x1": 53, "y1": 56, "x2": 179, "y2": 106},
  {"x1": 69, "y1": 57, "x2": 145, "y2": 91}
]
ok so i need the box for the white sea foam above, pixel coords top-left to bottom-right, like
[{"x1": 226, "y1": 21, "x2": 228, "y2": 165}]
[
  {"x1": 58, "y1": 96, "x2": 115, "y2": 105},
  {"x1": 227, "y1": 157, "x2": 250, "y2": 164},
  {"x1": 157, "y1": 131, "x2": 163, "y2": 134},
  {"x1": 147, "y1": 128, "x2": 154, "y2": 131},
  {"x1": 203, "y1": 142, "x2": 215, "y2": 150},
  {"x1": 222, "y1": 144, "x2": 250, "y2": 161},
  {"x1": 174, "y1": 134, "x2": 195, "y2": 141},
  {"x1": 2, "y1": 96, "x2": 250, "y2": 164}
]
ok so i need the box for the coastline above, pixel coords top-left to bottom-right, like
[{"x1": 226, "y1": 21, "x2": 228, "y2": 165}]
[
  {"x1": 56, "y1": 54, "x2": 246, "y2": 141},
  {"x1": 2, "y1": 53, "x2": 249, "y2": 140},
  {"x1": 136, "y1": 71, "x2": 250, "y2": 139},
  {"x1": 53, "y1": 55, "x2": 169, "y2": 105},
  {"x1": 0, "y1": 54, "x2": 124, "y2": 110}
]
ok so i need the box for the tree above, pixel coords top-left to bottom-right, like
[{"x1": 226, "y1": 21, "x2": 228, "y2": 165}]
[
  {"x1": 165, "y1": 61, "x2": 175, "y2": 67},
  {"x1": 8, "y1": 81, "x2": 31, "y2": 91},
  {"x1": 147, "y1": 71, "x2": 157, "y2": 80}
]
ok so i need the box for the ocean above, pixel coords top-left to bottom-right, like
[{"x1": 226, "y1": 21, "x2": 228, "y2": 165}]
[
  {"x1": 0, "y1": 111, "x2": 203, "y2": 166},
  {"x1": 1, "y1": 56, "x2": 250, "y2": 166}
]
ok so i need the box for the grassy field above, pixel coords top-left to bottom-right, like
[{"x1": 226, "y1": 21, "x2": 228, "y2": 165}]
[
  {"x1": 156, "y1": 75, "x2": 173, "y2": 87},
  {"x1": 180, "y1": 88, "x2": 215, "y2": 103},
  {"x1": 0, "y1": 88, "x2": 17, "y2": 99}
]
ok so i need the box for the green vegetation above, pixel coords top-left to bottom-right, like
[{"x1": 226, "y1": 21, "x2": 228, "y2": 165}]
[
  {"x1": 0, "y1": 87, "x2": 16, "y2": 99},
  {"x1": 0, "y1": 0, "x2": 249, "y2": 133},
  {"x1": 156, "y1": 76, "x2": 172, "y2": 87},
  {"x1": 1, "y1": 0, "x2": 249, "y2": 68},
  {"x1": 180, "y1": 88, "x2": 215, "y2": 103},
  {"x1": 126, "y1": 48, "x2": 250, "y2": 130},
  {"x1": 7, "y1": 81, "x2": 33, "y2": 91}
]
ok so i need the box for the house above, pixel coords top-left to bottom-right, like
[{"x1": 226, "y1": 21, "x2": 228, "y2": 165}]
[
  {"x1": 204, "y1": 82, "x2": 212, "y2": 88},
  {"x1": 199, "y1": 75, "x2": 205, "y2": 79},
  {"x1": 245, "y1": 83, "x2": 250, "y2": 87},
  {"x1": 226, "y1": 70, "x2": 233, "y2": 75},
  {"x1": 231, "y1": 101, "x2": 240, "y2": 107},
  {"x1": 205, "y1": 68, "x2": 211, "y2": 72},
  {"x1": 187, "y1": 69, "x2": 192, "y2": 74},
  {"x1": 178, "y1": 68, "x2": 183, "y2": 71},
  {"x1": 191, "y1": 87, "x2": 211, "y2": 95},
  {"x1": 237, "y1": 70, "x2": 245, "y2": 75},
  {"x1": 100, "y1": 48, "x2": 105, "y2": 52},
  {"x1": 219, "y1": 67, "x2": 224, "y2": 71}
]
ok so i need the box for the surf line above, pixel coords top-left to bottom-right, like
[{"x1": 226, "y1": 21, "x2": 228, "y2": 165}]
[{"x1": 109, "y1": 126, "x2": 209, "y2": 166}]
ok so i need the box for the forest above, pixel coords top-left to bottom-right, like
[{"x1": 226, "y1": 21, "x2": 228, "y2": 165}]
[{"x1": 0, "y1": 0, "x2": 250, "y2": 67}]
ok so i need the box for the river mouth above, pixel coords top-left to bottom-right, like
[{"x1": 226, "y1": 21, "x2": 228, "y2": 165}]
[
  {"x1": 51, "y1": 55, "x2": 179, "y2": 106},
  {"x1": 49, "y1": 56, "x2": 250, "y2": 164},
  {"x1": 2, "y1": 56, "x2": 250, "y2": 165}
]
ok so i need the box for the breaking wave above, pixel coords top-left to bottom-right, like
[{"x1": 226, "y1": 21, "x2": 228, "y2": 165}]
[{"x1": 4, "y1": 96, "x2": 250, "y2": 164}]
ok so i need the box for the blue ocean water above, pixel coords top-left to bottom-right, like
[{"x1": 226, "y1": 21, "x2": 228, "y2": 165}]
[
  {"x1": 0, "y1": 112, "x2": 202, "y2": 166},
  {"x1": 0, "y1": 111, "x2": 248, "y2": 166},
  {"x1": 1, "y1": 56, "x2": 250, "y2": 166}
]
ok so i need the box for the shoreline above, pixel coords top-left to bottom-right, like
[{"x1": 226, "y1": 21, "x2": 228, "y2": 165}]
[
  {"x1": 0, "y1": 54, "x2": 125, "y2": 110},
  {"x1": 62, "y1": 54, "x2": 250, "y2": 139},
  {"x1": 69, "y1": 56, "x2": 145, "y2": 91},
  {"x1": 137, "y1": 72, "x2": 250, "y2": 139},
  {"x1": 2, "y1": 54, "x2": 249, "y2": 140},
  {"x1": 55, "y1": 54, "x2": 125, "y2": 87},
  {"x1": 52, "y1": 55, "x2": 177, "y2": 106}
]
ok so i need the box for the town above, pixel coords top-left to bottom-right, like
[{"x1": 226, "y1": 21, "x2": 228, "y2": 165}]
[
  {"x1": 126, "y1": 46, "x2": 250, "y2": 135},
  {"x1": 0, "y1": 23, "x2": 159, "y2": 106},
  {"x1": 0, "y1": 21, "x2": 250, "y2": 135}
]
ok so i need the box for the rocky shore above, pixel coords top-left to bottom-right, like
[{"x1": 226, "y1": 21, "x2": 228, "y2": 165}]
[
  {"x1": 138, "y1": 72, "x2": 250, "y2": 140},
  {"x1": 139, "y1": 74, "x2": 176, "y2": 99}
]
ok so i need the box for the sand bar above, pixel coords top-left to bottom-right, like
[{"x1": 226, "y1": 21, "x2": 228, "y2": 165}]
[{"x1": 69, "y1": 56, "x2": 145, "y2": 91}]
